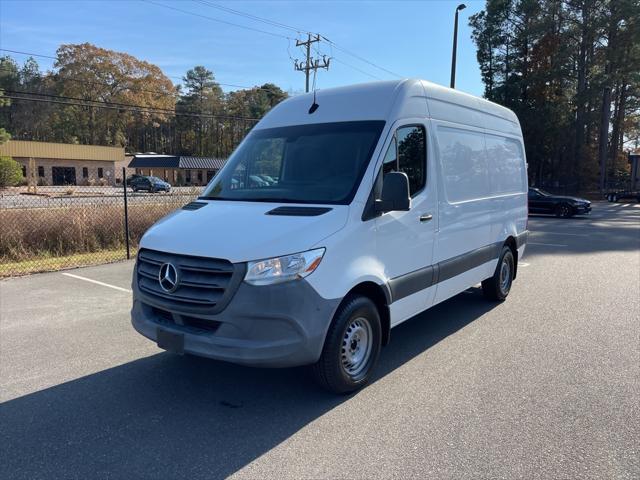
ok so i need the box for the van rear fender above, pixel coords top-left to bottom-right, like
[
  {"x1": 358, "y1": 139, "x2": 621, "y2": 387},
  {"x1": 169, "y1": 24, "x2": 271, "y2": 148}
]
[{"x1": 504, "y1": 236, "x2": 518, "y2": 279}]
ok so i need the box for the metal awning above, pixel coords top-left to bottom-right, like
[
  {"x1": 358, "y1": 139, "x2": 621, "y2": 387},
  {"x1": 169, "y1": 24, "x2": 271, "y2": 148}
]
[{"x1": 128, "y1": 155, "x2": 226, "y2": 170}]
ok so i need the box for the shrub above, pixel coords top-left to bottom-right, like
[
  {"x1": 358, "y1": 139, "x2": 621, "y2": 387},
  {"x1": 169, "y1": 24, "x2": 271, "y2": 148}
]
[{"x1": 0, "y1": 156, "x2": 23, "y2": 188}]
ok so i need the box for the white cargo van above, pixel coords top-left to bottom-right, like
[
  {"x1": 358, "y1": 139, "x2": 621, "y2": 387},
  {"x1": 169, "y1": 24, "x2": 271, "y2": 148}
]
[{"x1": 131, "y1": 79, "x2": 528, "y2": 393}]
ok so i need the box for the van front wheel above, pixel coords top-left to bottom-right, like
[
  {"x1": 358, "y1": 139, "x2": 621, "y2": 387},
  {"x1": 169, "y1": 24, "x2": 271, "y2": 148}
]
[
  {"x1": 312, "y1": 295, "x2": 381, "y2": 394},
  {"x1": 482, "y1": 246, "x2": 515, "y2": 301}
]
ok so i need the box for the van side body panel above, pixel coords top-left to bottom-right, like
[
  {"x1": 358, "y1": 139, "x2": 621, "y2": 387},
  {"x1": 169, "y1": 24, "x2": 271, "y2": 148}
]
[{"x1": 423, "y1": 82, "x2": 528, "y2": 307}]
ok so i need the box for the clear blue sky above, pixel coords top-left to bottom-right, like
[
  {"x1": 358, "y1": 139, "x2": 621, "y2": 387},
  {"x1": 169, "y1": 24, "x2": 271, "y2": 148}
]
[{"x1": 0, "y1": 0, "x2": 486, "y2": 96}]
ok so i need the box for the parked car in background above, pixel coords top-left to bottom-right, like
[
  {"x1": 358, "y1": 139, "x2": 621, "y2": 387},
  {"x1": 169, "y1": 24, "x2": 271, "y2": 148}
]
[
  {"x1": 528, "y1": 187, "x2": 591, "y2": 217},
  {"x1": 130, "y1": 176, "x2": 171, "y2": 193},
  {"x1": 606, "y1": 190, "x2": 640, "y2": 203},
  {"x1": 126, "y1": 174, "x2": 145, "y2": 187}
]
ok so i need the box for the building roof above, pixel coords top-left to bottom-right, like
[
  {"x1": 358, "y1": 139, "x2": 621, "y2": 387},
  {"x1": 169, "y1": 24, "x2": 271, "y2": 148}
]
[
  {"x1": 0, "y1": 140, "x2": 125, "y2": 161},
  {"x1": 128, "y1": 154, "x2": 226, "y2": 170}
]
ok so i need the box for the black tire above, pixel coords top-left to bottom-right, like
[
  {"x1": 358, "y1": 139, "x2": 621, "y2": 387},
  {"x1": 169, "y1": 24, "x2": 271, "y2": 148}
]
[
  {"x1": 132, "y1": 186, "x2": 138, "y2": 193},
  {"x1": 312, "y1": 295, "x2": 381, "y2": 394},
  {"x1": 606, "y1": 194, "x2": 612, "y2": 202},
  {"x1": 555, "y1": 203, "x2": 573, "y2": 218},
  {"x1": 482, "y1": 246, "x2": 515, "y2": 302},
  {"x1": 612, "y1": 194, "x2": 618, "y2": 202}
]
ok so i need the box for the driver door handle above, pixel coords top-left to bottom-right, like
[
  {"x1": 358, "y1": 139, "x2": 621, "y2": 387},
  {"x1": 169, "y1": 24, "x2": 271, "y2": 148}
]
[{"x1": 419, "y1": 213, "x2": 433, "y2": 222}]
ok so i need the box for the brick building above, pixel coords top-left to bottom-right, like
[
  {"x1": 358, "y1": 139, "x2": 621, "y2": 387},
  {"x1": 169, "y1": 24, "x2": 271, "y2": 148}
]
[{"x1": 0, "y1": 140, "x2": 130, "y2": 186}]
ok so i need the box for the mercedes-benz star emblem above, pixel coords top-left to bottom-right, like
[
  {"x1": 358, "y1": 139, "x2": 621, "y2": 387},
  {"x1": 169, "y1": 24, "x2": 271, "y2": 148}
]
[{"x1": 158, "y1": 263, "x2": 179, "y2": 293}]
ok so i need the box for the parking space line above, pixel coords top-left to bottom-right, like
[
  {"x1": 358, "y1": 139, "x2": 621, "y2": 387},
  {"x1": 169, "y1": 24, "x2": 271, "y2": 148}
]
[
  {"x1": 61, "y1": 273, "x2": 132, "y2": 293},
  {"x1": 528, "y1": 242, "x2": 568, "y2": 247},
  {"x1": 531, "y1": 231, "x2": 587, "y2": 237},
  {"x1": 518, "y1": 262, "x2": 530, "y2": 267}
]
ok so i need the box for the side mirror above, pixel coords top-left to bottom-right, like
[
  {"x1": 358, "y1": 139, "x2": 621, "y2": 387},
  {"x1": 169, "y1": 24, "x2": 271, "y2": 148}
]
[{"x1": 375, "y1": 171, "x2": 410, "y2": 213}]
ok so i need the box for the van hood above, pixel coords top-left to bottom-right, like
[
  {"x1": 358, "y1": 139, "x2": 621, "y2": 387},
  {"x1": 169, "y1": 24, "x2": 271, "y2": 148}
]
[{"x1": 140, "y1": 201, "x2": 349, "y2": 263}]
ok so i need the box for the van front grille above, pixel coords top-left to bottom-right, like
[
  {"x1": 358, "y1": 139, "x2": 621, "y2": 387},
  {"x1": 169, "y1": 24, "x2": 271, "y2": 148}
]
[{"x1": 136, "y1": 248, "x2": 244, "y2": 313}]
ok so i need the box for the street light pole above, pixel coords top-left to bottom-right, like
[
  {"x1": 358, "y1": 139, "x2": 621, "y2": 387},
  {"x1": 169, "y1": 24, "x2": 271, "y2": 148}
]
[{"x1": 450, "y1": 3, "x2": 467, "y2": 89}]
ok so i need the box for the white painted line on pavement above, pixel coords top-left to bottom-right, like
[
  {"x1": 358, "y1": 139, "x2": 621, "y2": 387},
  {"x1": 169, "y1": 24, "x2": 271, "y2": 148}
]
[
  {"x1": 61, "y1": 272, "x2": 132, "y2": 293},
  {"x1": 531, "y1": 231, "x2": 587, "y2": 237},
  {"x1": 518, "y1": 262, "x2": 530, "y2": 267},
  {"x1": 528, "y1": 242, "x2": 568, "y2": 247}
]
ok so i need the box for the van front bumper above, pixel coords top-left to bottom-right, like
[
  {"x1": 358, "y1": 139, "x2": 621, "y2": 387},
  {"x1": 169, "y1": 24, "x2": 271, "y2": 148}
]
[{"x1": 131, "y1": 278, "x2": 340, "y2": 368}]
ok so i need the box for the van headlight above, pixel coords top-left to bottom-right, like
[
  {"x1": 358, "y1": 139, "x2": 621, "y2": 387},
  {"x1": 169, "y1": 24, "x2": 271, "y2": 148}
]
[{"x1": 244, "y1": 248, "x2": 325, "y2": 286}]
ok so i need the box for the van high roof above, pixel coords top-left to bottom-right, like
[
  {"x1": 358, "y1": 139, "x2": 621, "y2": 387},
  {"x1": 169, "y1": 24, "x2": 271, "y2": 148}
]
[{"x1": 258, "y1": 79, "x2": 520, "y2": 136}]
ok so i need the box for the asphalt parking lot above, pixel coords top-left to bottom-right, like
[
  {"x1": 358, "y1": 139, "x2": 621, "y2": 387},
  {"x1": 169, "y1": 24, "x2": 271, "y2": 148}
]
[{"x1": 1, "y1": 201, "x2": 638, "y2": 479}]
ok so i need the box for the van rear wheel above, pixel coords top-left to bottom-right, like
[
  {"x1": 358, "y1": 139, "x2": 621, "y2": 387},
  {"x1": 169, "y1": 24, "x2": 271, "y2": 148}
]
[
  {"x1": 482, "y1": 246, "x2": 515, "y2": 301},
  {"x1": 312, "y1": 295, "x2": 381, "y2": 394}
]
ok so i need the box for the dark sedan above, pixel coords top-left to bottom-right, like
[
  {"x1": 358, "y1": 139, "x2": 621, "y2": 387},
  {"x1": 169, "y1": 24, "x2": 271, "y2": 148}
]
[
  {"x1": 129, "y1": 176, "x2": 171, "y2": 193},
  {"x1": 528, "y1": 187, "x2": 591, "y2": 218}
]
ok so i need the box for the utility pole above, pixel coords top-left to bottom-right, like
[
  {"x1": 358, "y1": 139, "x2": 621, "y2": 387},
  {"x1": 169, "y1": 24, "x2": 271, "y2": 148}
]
[
  {"x1": 295, "y1": 34, "x2": 330, "y2": 93},
  {"x1": 450, "y1": 3, "x2": 467, "y2": 89}
]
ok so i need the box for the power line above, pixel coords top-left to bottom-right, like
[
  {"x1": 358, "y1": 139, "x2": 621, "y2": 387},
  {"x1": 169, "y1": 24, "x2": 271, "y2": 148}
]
[
  {"x1": 0, "y1": 62, "x2": 179, "y2": 98},
  {"x1": 141, "y1": 0, "x2": 293, "y2": 40},
  {"x1": 4, "y1": 92, "x2": 261, "y2": 121},
  {"x1": 320, "y1": 36, "x2": 402, "y2": 78},
  {"x1": 332, "y1": 58, "x2": 381, "y2": 80},
  {"x1": 194, "y1": 0, "x2": 311, "y2": 35},
  {"x1": 190, "y1": 1, "x2": 401, "y2": 78},
  {"x1": 0, "y1": 48, "x2": 57, "y2": 60}
]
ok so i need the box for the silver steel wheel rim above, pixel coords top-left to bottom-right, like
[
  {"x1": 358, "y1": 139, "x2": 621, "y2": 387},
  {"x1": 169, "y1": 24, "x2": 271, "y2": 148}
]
[
  {"x1": 500, "y1": 258, "x2": 511, "y2": 294},
  {"x1": 341, "y1": 317, "x2": 373, "y2": 377}
]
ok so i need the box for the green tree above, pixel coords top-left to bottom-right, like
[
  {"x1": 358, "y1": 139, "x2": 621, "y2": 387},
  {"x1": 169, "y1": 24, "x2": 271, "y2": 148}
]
[
  {"x1": 470, "y1": 0, "x2": 640, "y2": 193},
  {"x1": 0, "y1": 89, "x2": 10, "y2": 144},
  {"x1": 177, "y1": 66, "x2": 224, "y2": 156},
  {"x1": 0, "y1": 156, "x2": 22, "y2": 188}
]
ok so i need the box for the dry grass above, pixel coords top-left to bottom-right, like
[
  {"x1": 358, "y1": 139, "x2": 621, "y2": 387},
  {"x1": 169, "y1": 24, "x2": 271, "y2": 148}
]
[
  {"x1": 0, "y1": 199, "x2": 189, "y2": 276},
  {"x1": 0, "y1": 248, "x2": 134, "y2": 277}
]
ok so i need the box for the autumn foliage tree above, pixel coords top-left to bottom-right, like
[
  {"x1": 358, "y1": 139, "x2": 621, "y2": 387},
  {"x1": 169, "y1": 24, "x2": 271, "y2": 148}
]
[
  {"x1": 53, "y1": 43, "x2": 177, "y2": 146},
  {"x1": 0, "y1": 43, "x2": 288, "y2": 158}
]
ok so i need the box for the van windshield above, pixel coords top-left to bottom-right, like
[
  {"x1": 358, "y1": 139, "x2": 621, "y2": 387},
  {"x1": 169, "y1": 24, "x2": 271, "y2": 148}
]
[{"x1": 200, "y1": 120, "x2": 385, "y2": 204}]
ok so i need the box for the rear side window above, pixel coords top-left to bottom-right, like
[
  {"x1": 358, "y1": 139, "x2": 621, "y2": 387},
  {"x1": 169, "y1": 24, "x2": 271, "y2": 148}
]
[
  {"x1": 382, "y1": 125, "x2": 427, "y2": 196},
  {"x1": 438, "y1": 127, "x2": 489, "y2": 202},
  {"x1": 485, "y1": 135, "x2": 526, "y2": 194}
]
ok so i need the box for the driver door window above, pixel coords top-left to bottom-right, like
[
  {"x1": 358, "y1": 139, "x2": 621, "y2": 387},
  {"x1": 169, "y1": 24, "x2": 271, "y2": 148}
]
[{"x1": 381, "y1": 125, "x2": 426, "y2": 196}]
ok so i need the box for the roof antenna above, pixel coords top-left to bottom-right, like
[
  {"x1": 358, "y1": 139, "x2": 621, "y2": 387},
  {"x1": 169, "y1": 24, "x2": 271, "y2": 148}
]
[
  {"x1": 308, "y1": 89, "x2": 319, "y2": 114},
  {"x1": 309, "y1": 61, "x2": 320, "y2": 114}
]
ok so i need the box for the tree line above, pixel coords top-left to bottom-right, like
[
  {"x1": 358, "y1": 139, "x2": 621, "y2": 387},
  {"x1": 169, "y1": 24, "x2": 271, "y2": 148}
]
[
  {"x1": 470, "y1": 0, "x2": 639, "y2": 192},
  {"x1": 0, "y1": 43, "x2": 288, "y2": 158}
]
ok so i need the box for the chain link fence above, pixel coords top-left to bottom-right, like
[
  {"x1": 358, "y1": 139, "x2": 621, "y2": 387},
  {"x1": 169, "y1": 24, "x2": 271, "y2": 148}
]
[{"x1": 0, "y1": 169, "x2": 201, "y2": 277}]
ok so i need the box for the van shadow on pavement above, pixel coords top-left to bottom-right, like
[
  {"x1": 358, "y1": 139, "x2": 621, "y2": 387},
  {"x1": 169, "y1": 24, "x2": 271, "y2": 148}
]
[{"x1": 0, "y1": 288, "x2": 494, "y2": 480}]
